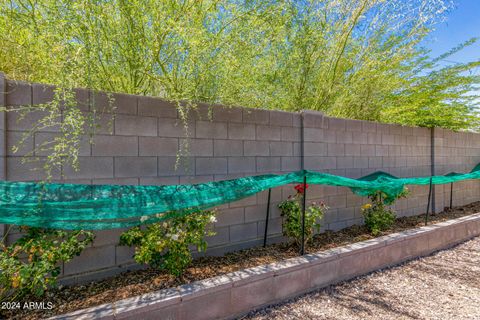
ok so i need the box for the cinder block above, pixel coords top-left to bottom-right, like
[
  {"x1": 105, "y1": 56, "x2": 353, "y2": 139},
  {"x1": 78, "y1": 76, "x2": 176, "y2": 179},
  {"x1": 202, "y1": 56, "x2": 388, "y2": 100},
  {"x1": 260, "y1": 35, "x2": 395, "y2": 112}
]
[
  {"x1": 337, "y1": 157, "x2": 353, "y2": 169},
  {"x1": 270, "y1": 111, "x2": 293, "y2": 126},
  {"x1": 206, "y1": 226, "x2": 230, "y2": 247},
  {"x1": 85, "y1": 111, "x2": 114, "y2": 135},
  {"x1": 115, "y1": 245, "x2": 136, "y2": 265},
  {"x1": 32, "y1": 83, "x2": 55, "y2": 105},
  {"x1": 35, "y1": 132, "x2": 91, "y2": 156},
  {"x1": 273, "y1": 267, "x2": 310, "y2": 299},
  {"x1": 352, "y1": 132, "x2": 368, "y2": 144},
  {"x1": 179, "y1": 289, "x2": 232, "y2": 320},
  {"x1": 308, "y1": 259, "x2": 340, "y2": 288},
  {"x1": 328, "y1": 195, "x2": 347, "y2": 209},
  {"x1": 256, "y1": 125, "x2": 281, "y2": 141},
  {"x1": 244, "y1": 141, "x2": 269, "y2": 156},
  {"x1": 7, "y1": 131, "x2": 34, "y2": 156},
  {"x1": 257, "y1": 217, "x2": 283, "y2": 235},
  {"x1": 368, "y1": 157, "x2": 382, "y2": 168},
  {"x1": 270, "y1": 141, "x2": 293, "y2": 156},
  {"x1": 302, "y1": 110, "x2": 325, "y2": 128},
  {"x1": 138, "y1": 137, "x2": 178, "y2": 156},
  {"x1": 345, "y1": 144, "x2": 361, "y2": 156},
  {"x1": 115, "y1": 157, "x2": 157, "y2": 177},
  {"x1": 304, "y1": 142, "x2": 326, "y2": 156},
  {"x1": 6, "y1": 81, "x2": 31, "y2": 106},
  {"x1": 180, "y1": 138, "x2": 212, "y2": 156},
  {"x1": 230, "y1": 222, "x2": 258, "y2": 242},
  {"x1": 158, "y1": 157, "x2": 195, "y2": 176},
  {"x1": 115, "y1": 115, "x2": 157, "y2": 136},
  {"x1": 228, "y1": 157, "x2": 256, "y2": 173},
  {"x1": 228, "y1": 123, "x2": 255, "y2": 140},
  {"x1": 367, "y1": 133, "x2": 382, "y2": 145},
  {"x1": 213, "y1": 106, "x2": 243, "y2": 122},
  {"x1": 64, "y1": 245, "x2": 116, "y2": 276},
  {"x1": 323, "y1": 131, "x2": 336, "y2": 143},
  {"x1": 243, "y1": 108, "x2": 269, "y2": 124},
  {"x1": 64, "y1": 157, "x2": 114, "y2": 179},
  {"x1": 292, "y1": 114, "x2": 302, "y2": 127},
  {"x1": 335, "y1": 131, "x2": 353, "y2": 143},
  {"x1": 344, "y1": 119, "x2": 363, "y2": 132},
  {"x1": 216, "y1": 208, "x2": 245, "y2": 227},
  {"x1": 196, "y1": 157, "x2": 227, "y2": 175},
  {"x1": 362, "y1": 121, "x2": 377, "y2": 133},
  {"x1": 281, "y1": 157, "x2": 301, "y2": 171},
  {"x1": 304, "y1": 156, "x2": 336, "y2": 171},
  {"x1": 327, "y1": 117, "x2": 346, "y2": 131},
  {"x1": 230, "y1": 276, "x2": 274, "y2": 314},
  {"x1": 139, "y1": 176, "x2": 179, "y2": 185},
  {"x1": 7, "y1": 110, "x2": 60, "y2": 132},
  {"x1": 93, "y1": 229, "x2": 124, "y2": 247},
  {"x1": 158, "y1": 118, "x2": 193, "y2": 138},
  {"x1": 196, "y1": 121, "x2": 227, "y2": 139},
  {"x1": 360, "y1": 144, "x2": 375, "y2": 156},
  {"x1": 244, "y1": 205, "x2": 268, "y2": 223},
  {"x1": 92, "y1": 178, "x2": 138, "y2": 185},
  {"x1": 214, "y1": 139, "x2": 243, "y2": 156},
  {"x1": 256, "y1": 157, "x2": 281, "y2": 172},
  {"x1": 137, "y1": 96, "x2": 177, "y2": 118},
  {"x1": 7, "y1": 156, "x2": 61, "y2": 181},
  {"x1": 327, "y1": 143, "x2": 345, "y2": 156},
  {"x1": 280, "y1": 127, "x2": 301, "y2": 142},
  {"x1": 337, "y1": 208, "x2": 355, "y2": 221},
  {"x1": 304, "y1": 128, "x2": 323, "y2": 142},
  {"x1": 91, "y1": 91, "x2": 135, "y2": 115},
  {"x1": 74, "y1": 88, "x2": 90, "y2": 111},
  {"x1": 93, "y1": 135, "x2": 138, "y2": 156},
  {"x1": 112, "y1": 92, "x2": 138, "y2": 115}
]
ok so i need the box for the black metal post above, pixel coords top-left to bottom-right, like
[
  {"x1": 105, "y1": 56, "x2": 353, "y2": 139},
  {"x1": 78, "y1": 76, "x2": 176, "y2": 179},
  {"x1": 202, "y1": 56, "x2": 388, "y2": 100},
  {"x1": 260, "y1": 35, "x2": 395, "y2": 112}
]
[
  {"x1": 430, "y1": 127, "x2": 436, "y2": 215},
  {"x1": 263, "y1": 188, "x2": 272, "y2": 248},
  {"x1": 450, "y1": 182, "x2": 453, "y2": 209},
  {"x1": 425, "y1": 177, "x2": 433, "y2": 226},
  {"x1": 300, "y1": 175, "x2": 307, "y2": 255}
]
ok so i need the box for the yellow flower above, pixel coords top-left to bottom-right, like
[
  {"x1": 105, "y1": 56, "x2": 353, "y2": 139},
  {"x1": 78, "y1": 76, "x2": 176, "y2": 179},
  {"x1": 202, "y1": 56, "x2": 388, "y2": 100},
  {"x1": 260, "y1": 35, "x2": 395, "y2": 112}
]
[
  {"x1": 362, "y1": 203, "x2": 372, "y2": 210},
  {"x1": 12, "y1": 275, "x2": 20, "y2": 288}
]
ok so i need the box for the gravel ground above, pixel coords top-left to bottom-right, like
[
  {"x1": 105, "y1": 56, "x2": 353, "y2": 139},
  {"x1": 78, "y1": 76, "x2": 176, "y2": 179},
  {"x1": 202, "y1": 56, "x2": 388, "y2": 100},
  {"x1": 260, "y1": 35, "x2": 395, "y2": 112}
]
[{"x1": 242, "y1": 236, "x2": 480, "y2": 320}]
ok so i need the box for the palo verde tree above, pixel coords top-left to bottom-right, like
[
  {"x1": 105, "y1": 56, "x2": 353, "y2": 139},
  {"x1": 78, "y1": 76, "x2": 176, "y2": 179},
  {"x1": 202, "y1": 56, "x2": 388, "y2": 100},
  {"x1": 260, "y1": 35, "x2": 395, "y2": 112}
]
[{"x1": 0, "y1": 0, "x2": 479, "y2": 174}]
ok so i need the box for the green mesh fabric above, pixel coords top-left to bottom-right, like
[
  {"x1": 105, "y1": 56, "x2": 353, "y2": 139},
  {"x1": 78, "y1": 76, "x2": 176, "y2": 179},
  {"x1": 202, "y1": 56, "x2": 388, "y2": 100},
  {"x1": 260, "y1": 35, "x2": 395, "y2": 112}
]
[{"x1": 1, "y1": 164, "x2": 480, "y2": 230}]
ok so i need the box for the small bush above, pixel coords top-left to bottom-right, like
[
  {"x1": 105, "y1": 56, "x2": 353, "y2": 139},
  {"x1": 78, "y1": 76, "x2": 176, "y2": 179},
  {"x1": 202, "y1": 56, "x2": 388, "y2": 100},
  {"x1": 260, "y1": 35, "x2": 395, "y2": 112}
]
[
  {"x1": 0, "y1": 227, "x2": 94, "y2": 302},
  {"x1": 120, "y1": 210, "x2": 216, "y2": 277},
  {"x1": 278, "y1": 184, "x2": 328, "y2": 247},
  {"x1": 362, "y1": 189, "x2": 409, "y2": 235}
]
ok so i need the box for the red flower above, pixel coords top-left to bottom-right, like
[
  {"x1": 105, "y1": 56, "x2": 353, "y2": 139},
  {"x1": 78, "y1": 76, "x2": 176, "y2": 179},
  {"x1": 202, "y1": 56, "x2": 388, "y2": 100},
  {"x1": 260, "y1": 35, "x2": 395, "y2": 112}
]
[{"x1": 294, "y1": 183, "x2": 309, "y2": 194}]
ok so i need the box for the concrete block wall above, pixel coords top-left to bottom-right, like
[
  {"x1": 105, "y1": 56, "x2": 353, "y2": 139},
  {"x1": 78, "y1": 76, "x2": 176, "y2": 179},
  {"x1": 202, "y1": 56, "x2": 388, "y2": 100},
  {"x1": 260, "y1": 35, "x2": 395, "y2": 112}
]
[
  {"x1": 2, "y1": 75, "x2": 480, "y2": 282},
  {"x1": 0, "y1": 74, "x2": 6, "y2": 241}
]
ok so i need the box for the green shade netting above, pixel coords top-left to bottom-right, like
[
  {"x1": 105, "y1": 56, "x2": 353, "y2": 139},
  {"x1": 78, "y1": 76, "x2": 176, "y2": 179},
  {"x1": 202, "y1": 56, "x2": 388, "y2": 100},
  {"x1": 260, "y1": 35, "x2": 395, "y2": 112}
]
[{"x1": 1, "y1": 164, "x2": 480, "y2": 230}]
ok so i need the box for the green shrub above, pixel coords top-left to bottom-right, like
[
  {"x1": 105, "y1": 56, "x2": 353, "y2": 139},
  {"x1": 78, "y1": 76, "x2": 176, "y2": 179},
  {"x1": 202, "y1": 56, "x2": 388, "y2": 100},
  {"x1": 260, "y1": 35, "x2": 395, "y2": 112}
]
[
  {"x1": 120, "y1": 210, "x2": 216, "y2": 277},
  {"x1": 362, "y1": 189, "x2": 409, "y2": 235},
  {"x1": 0, "y1": 227, "x2": 94, "y2": 302},
  {"x1": 278, "y1": 184, "x2": 328, "y2": 247}
]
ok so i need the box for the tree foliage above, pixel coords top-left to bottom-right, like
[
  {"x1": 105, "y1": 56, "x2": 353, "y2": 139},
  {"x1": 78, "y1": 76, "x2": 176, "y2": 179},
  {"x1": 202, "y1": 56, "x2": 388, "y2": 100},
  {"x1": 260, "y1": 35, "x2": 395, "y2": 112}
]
[{"x1": 0, "y1": 0, "x2": 479, "y2": 173}]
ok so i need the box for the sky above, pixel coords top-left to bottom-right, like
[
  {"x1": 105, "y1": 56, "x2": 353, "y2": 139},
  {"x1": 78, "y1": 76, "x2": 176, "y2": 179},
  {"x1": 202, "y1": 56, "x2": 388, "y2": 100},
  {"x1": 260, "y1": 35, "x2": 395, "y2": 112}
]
[{"x1": 423, "y1": 0, "x2": 480, "y2": 65}]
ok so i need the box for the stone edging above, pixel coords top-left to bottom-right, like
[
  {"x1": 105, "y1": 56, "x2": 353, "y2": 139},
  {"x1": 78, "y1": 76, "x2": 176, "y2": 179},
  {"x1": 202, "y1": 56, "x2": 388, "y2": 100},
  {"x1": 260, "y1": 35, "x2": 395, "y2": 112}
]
[{"x1": 51, "y1": 213, "x2": 480, "y2": 320}]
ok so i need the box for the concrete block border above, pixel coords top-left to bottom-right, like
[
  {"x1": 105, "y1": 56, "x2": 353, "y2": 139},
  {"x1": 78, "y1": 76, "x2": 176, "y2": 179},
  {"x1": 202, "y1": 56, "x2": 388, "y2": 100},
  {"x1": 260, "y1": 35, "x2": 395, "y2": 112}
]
[{"x1": 51, "y1": 213, "x2": 480, "y2": 320}]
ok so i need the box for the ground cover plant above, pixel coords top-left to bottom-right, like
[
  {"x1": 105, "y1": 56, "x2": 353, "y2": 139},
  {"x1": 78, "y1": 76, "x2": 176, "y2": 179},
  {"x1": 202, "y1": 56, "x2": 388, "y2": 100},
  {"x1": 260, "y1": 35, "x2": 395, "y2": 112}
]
[
  {"x1": 3, "y1": 201, "x2": 478, "y2": 320},
  {"x1": 362, "y1": 188, "x2": 409, "y2": 235},
  {"x1": 0, "y1": 228, "x2": 94, "y2": 303},
  {"x1": 120, "y1": 210, "x2": 217, "y2": 277}
]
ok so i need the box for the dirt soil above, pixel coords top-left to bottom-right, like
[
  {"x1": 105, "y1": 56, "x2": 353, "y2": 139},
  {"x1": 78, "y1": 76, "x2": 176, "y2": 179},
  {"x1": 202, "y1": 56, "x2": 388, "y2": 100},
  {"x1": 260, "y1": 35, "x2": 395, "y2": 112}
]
[
  {"x1": 242, "y1": 234, "x2": 480, "y2": 320},
  {"x1": 3, "y1": 202, "x2": 480, "y2": 320}
]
